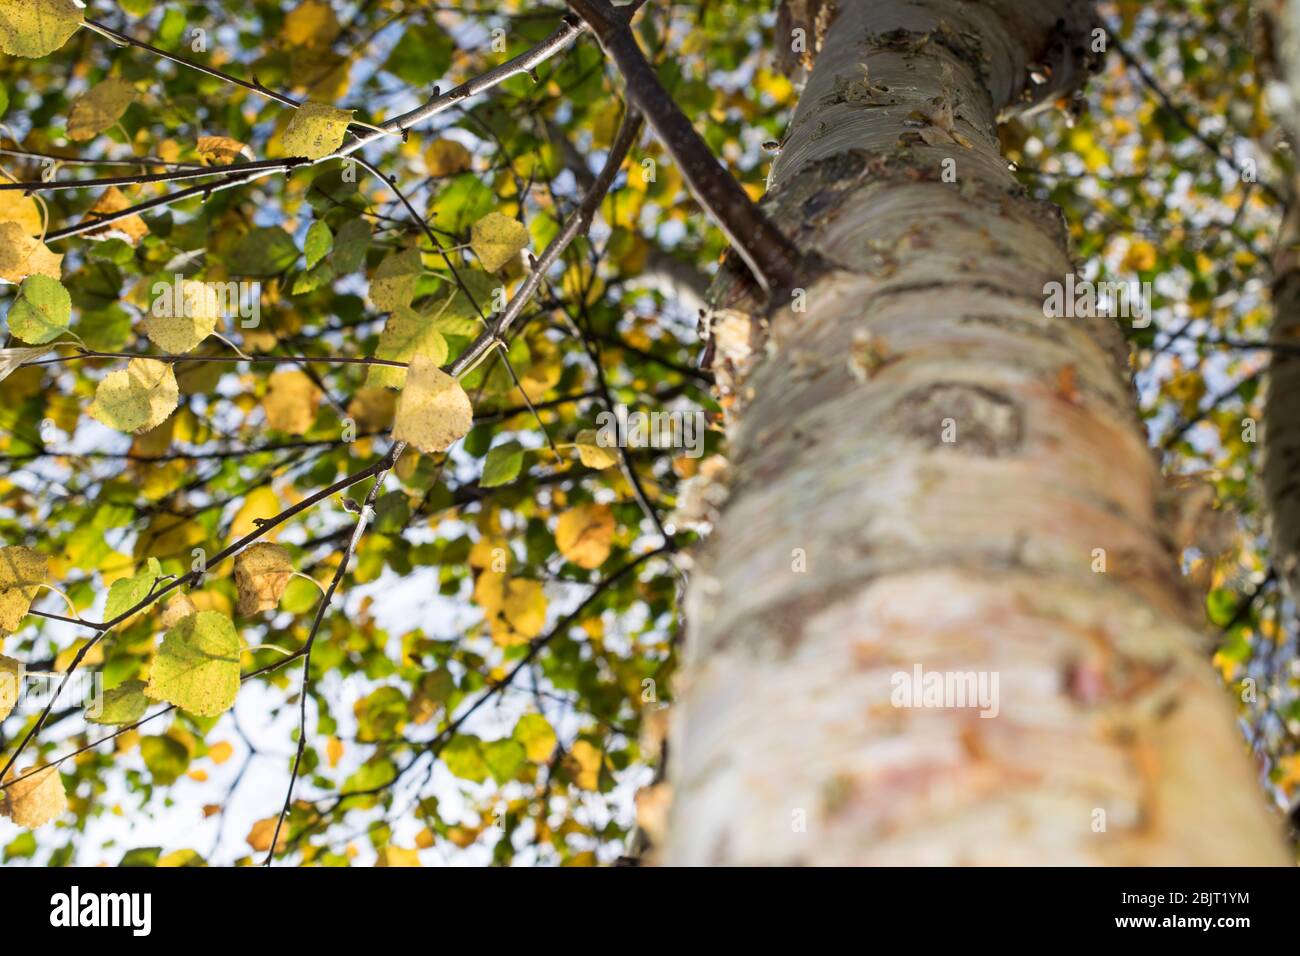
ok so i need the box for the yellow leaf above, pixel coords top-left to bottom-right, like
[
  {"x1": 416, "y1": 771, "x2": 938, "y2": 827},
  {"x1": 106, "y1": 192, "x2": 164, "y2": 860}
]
[
  {"x1": 0, "y1": 0, "x2": 83, "y2": 58},
  {"x1": 54, "y1": 637, "x2": 103, "y2": 672},
  {"x1": 262, "y1": 370, "x2": 321, "y2": 434},
  {"x1": 84, "y1": 186, "x2": 149, "y2": 245},
  {"x1": 468, "y1": 534, "x2": 508, "y2": 570},
  {"x1": 208, "y1": 741, "x2": 233, "y2": 764},
  {"x1": 1121, "y1": 239, "x2": 1157, "y2": 273},
  {"x1": 157, "y1": 849, "x2": 204, "y2": 866},
  {"x1": 229, "y1": 486, "x2": 282, "y2": 544},
  {"x1": 470, "y1": 211, "x2": 529, "y2": 273},
  {"x1": 346, "y1": 387, "x2": 396, "y2": 432},
  {"x1": 196, "y1": 135, "x2": 253, "y2": 165},
  {"x1": 67, "y1": 77, "x2": 136, "y2": 142},
  {"x1": 513, "y1": 713, "x2": 557, "y2": 763},
  {"x1": 142, "y1": 278, "x2": 219, "y2": 353},
  {"x1": 282, "y1": 102, "x2": 353, "y2": 160},
  {"x1": 425, "y1": 138, "x2": 471, "y2": 177},
  {"x1": 473, "y1": 568, "x2": 506, "y2": 616},
  {"x1": 566, "y1": 740, "x2": 602, "y2": 790},
  {"x1": 233, "y1": 542, "x2": 294, "y2": 615},
  {"x1": 159, "y1": 592, "x2": 198, "y2": 628},
  {"x1": 555, "y1": 503, "x2": 614, "y2": 569},
  {"x1": 282, "y1": 0, "x2": 340, "y2": 47},
  {"x1": 0, "y1": 654, "x2": 21, "y2": 720},
  {"x1": 575, "y1": 429, "x2": 619, "y2": 470},
  {"x1": 0, "y1": 190, "x2": 45, "y2": 236},
  {"x1": 473, "y1": 570, "x2": 547, "y2": 645},
  {"x1": 368, "y1": 248, "x2": 423, "y2": 313},
  {"x1": 391, "y1": 354, "x2": 473, "y2": 454},
  {"x1": 88, "y1": 358, "x2": 179, "y2": 434},
  {"x1": 134, "y1": 513, "x2": 206, "y2": 563},
  {"x1": 376, "y1": 846, "x2": 421, "y2": 867},
  {"x1": 446, "y1": 826, "x2": 476, "y2": 848},
  {"x1": 326, "y1": 735, "x2": 343, "y2": 768},
  {"x1": 0, "y1": 221, "x2": 63, "y2": 283},
  {"x1": 0, "y1": 765, "x2": 67, "y2": 828},
  {"x1": 0, "y1": 545, "x2": 47, "y2": 634},
  {"x1": 246, "y1": 815, "x2": 287, "y2": 853}
]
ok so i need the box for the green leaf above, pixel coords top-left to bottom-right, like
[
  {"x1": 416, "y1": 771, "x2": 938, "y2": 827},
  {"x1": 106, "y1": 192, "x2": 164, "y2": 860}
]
[
  {"x1": 103, "y1": 557, "x2": 161, "y2": 622},
  {"x1": 369, "y1": 248, "x2": 423, "y2": 312},
  {"x1": 482, "y1": 738, "x2": 526, "y2": 785},
  {"x1": 355, "y1": 686, "x2": 407, "y2": 742},
  {"x1": 304, "y1": 221, "x2": 333, "y2": 269},
  {"x1": 442, "y1": 735, "x2": 488, "y2": 783},
  {"x1": 144, "y1": 611, "x2": 241, "y2": 717},
  {"x1": 7, "y1": 275, "x2": 70, "y2": 345},
  {"x1": 383, "y1": 22, "x2": 453, "y2": 86},
  {"x1": 366, "y1": 305, "x2": 448, "y2": 389},
  {"x1": 229, "y1": 227, "x2": 299, "y2": 276},
  {"x1": 481, "y1": 441, "x2": 525, "y2": 488},
  {"x1": 119, "y1": 846, "x2": 163, "y2": 867},
  {"x1": 329, "y1": 218, "x2": 370, "y2": 275},
  {"x1": 88, "y1": 679, "x2": 149, "y2": 725},
  {"x1": 140, "y1": 734, "x2": 190, "y2": 785},
  {"x1": 512, "y1": 713, "x2": 557, "y2": 762},
  {"x1": 282, "y1": 102, "x2": 353, "y2": 160},
  {"x1": 340, "y1": 757, "x2": 396, "y2": 810},
  {"x1": 419, "y1": 667, "x2": 454, "y2": 707},
  {"x1": 431, "y1": 174, "x2": 494, "y2": 234},
  {"x1": 292, "y1": 261, "x2": 334, "y2": 295},
  {"x1": 470, "y1": 212, "x2": 529, "y2": 273}
]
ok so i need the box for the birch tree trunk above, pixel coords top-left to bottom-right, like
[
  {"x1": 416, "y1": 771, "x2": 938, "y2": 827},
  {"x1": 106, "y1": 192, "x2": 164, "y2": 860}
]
[
  {"x1": 664, "y1": 0, "x2": 1290, "y2": 865},
  {"x1": 1263, "y1": 195, "x2": 1300, "y2": 603},
  {"x1": 1258, "y1": 2, "x2": 1300, "y2": 607}
]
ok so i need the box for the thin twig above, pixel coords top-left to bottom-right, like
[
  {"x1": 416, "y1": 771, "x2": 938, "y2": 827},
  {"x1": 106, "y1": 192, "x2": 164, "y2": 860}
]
[
  {"x1": 449, "y1": 106, "x2": 645, "y2": 377},
  {"x1": 264, "y1": 444, "x2": 403, "y2": 864}
]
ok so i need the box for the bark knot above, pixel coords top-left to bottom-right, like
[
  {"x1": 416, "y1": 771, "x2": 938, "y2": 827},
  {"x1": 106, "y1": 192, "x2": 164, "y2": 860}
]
[{"x1": 893, "y1": 382, "x2": 1024, "y2": 456}]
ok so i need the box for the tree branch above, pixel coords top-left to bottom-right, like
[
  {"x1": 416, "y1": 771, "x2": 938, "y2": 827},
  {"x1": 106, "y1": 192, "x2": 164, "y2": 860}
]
[
  {"x1": 44, "y1": 13, "x2": 589, "y2": 242},
  {"x1": 84, "y1": 17, "x2": 301, "y2": 109},
  {"x1": 565, "y1": 0, "x2": 802, "y2": 295},
  {"x1": 449, "y1": 105, "x2": 645, "y2": 377}
]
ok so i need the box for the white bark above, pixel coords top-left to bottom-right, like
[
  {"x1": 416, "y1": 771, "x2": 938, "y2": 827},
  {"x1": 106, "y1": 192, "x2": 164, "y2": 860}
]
[
  {"x1": 665, "y1": 0, "x2": 1289, "y2": 865},
  {"x1": 1260, "y1": 2, "x2": 1300, "y2": 605}
]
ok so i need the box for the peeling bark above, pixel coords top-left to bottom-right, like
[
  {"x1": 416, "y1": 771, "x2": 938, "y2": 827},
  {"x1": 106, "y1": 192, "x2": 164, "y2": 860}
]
[{"x1": 665, "y1": 0, "x2": 1289, "y2": 865}]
